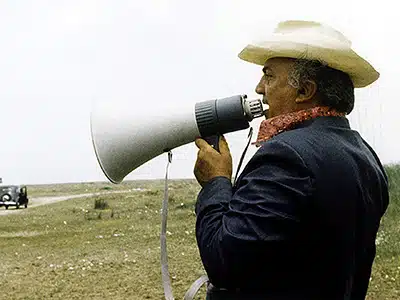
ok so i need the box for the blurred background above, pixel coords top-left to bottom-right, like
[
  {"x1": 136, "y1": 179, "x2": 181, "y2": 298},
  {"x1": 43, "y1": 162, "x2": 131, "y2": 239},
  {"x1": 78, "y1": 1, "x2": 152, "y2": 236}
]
[{"x1": 0, "y1": 0, "x2": 397, "y2": 184}]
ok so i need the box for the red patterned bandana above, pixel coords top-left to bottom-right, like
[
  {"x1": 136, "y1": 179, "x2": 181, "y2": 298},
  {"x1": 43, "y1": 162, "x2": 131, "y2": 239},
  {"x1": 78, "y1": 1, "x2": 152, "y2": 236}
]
[{"x1": 253, "y1": 106, "x2": 346, "y2": 147}]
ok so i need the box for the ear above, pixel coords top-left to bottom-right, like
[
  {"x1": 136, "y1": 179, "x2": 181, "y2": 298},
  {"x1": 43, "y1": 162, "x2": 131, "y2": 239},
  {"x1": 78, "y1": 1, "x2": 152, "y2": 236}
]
[{"x1": 295, "y1": 80, "x2": 317, "y2": 104}]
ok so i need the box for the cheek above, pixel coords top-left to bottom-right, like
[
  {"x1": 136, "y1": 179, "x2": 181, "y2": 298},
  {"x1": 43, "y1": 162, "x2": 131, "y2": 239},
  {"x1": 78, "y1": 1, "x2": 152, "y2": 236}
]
[
  {"x1": 268, "y1": 80, "x2": 295, "y2": 101},
  {"x1": 265, "y1": 82, "x2": 279, "y2": 104},
  {"x1": 265, "y1": 82, "x2": 296, "y2": 116}
]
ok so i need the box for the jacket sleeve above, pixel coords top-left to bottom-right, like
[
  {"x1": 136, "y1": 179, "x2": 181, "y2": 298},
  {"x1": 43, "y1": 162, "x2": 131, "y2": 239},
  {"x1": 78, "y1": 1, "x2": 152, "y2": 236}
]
[{"x1": 195, "y1": 139, "x2": 313, "y2": 289}]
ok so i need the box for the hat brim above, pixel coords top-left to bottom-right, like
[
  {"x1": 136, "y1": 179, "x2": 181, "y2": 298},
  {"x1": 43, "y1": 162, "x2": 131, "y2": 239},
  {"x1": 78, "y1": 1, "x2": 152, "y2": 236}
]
[{"x1": 238, "y1": 41, "x2": 379, "y2": 88}]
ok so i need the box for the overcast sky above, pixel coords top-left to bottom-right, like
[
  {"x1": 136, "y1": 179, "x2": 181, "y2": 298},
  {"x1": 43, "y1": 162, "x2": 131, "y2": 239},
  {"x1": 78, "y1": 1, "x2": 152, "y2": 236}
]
[{"x1": 0, "y1": 0, "x2": 398, "y2": 185}]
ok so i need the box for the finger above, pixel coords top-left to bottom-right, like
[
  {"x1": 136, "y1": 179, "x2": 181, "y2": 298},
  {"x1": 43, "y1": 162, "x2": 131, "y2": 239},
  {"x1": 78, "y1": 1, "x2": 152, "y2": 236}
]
[
  {"x1": 195, "y1": 138, "x2": 213, "y2": 150},
  {"x1": 218, "y1": 135, "x2": 230, "y2": 155},
  {"x1": 193, "y1": 165, "x2": 201, "y2": 183},
  {"x1": 197, "y1": 148, "x2": 206, "y2": 160}
]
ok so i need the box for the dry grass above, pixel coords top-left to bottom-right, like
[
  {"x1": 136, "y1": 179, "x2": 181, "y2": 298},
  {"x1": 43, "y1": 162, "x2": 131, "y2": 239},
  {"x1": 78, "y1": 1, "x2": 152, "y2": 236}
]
[
  {"x1": 0, "y1": 179, "x2": 205, "y2": 300},
  {"x1": 0, "y1": 167, "x2": 398, "y2": 299},
  {"x1": 366, "y1": 165, "x2": 400, "y2": 299}
]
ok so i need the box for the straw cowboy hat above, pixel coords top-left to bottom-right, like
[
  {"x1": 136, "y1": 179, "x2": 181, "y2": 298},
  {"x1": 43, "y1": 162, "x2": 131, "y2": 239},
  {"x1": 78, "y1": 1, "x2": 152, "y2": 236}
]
[{"x1": 238, "y1": 20, "x2": 379, "y2": 88}]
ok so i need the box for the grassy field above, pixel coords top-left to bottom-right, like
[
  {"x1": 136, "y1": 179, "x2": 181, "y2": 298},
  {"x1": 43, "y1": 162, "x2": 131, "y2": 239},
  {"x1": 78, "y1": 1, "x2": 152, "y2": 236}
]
[
  {"x1": 0, "y1": 165, "x2": 399, "y2": 299},
  {"x1": 367, "y1": 165, "x2": 400, "y2": 299}
]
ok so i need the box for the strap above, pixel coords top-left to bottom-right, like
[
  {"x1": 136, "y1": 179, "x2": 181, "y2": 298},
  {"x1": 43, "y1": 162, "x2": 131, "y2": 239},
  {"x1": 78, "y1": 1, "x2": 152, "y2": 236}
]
[
  {"x1": 233, "y1": 127, "x2": 253, "y2": 185},
  {"x1": 184, "y1": 275, "x2": 209, "y2": 300},
  {"x1": 161, "y1": 151, "x2": 174, "y2": 300},
  {"x1": 183, "y1": 128, "x2": 253, "y2": 299}
]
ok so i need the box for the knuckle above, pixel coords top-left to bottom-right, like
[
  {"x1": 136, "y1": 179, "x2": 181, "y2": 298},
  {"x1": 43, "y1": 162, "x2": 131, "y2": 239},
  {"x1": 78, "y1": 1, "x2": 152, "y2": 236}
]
[{"x1": 197, "y1": 151, "x2": 205, "y2": 159}]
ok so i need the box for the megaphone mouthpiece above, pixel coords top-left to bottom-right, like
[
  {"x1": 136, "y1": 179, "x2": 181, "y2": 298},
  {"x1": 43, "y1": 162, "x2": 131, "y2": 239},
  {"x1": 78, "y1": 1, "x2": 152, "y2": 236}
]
[{"x1": 243, "y1": 98, "x2": 264, "y2": 120}]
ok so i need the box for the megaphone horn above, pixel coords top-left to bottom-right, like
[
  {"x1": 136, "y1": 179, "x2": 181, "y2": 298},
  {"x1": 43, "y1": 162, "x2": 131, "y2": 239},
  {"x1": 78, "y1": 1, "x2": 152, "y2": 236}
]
[{"x1": 90, "y1": 95, "x2": 264, "y2": 184}]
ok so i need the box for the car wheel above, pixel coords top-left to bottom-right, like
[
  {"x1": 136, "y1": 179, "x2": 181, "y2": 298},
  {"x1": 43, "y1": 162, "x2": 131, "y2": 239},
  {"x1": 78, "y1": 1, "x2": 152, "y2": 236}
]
[
  {"x1": 5, "y1": 205, "x2": 8, "y2": 210},
  {"x1": 1, "y1": 193, "x2": 11, "y2": 202}
]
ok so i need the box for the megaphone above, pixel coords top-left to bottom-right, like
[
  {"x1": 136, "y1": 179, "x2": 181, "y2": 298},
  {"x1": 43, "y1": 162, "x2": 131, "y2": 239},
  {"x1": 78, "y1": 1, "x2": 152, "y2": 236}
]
[{"x1": 90, "y1": 94, "x2": 265, "y2": 184}]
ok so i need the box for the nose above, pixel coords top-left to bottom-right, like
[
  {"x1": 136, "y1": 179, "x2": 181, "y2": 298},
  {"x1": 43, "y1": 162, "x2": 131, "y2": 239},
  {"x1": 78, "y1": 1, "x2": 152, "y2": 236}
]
[{"x1": 255, "y1": 77, "x2": 264, "y2": 95}]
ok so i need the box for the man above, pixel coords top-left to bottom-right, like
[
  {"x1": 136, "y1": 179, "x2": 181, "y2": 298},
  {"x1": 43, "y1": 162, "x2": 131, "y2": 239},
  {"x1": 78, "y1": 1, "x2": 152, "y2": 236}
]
[{"x1": 193, "y1": 20, "x2": 389, "y2": 299}]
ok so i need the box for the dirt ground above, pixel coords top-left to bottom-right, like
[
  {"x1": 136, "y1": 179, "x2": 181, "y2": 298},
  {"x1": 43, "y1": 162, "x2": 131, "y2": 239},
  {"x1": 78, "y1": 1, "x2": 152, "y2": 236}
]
[{"x1": 0, "y1": 190, "x2": 131, "y2": 216}]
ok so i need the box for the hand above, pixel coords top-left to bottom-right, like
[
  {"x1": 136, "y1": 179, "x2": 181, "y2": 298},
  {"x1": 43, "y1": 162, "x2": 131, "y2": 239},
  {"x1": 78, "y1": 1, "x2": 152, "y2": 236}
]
[{"x1": 194, "y1": 135, "x2": 232, "y2": 187}]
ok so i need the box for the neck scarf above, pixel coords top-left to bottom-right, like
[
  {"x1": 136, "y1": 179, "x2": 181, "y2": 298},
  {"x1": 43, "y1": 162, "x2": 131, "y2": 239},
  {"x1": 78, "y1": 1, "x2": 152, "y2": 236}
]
[{"x1": 253, "y1": 106, "x2": 346, "y2": 147}]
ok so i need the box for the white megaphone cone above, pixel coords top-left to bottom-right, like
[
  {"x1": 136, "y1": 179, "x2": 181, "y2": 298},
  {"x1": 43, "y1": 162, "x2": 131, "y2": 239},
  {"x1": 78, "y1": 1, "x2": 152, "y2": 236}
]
[{"x1": 90, "y1": 95, "x2": 265, "y2": 183}]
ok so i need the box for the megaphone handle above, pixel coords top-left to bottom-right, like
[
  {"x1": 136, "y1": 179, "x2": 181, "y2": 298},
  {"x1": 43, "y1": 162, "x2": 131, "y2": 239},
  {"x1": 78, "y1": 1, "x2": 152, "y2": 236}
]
[{"x1": 204, "y1": 135, "x2": 220, "y2": 152}]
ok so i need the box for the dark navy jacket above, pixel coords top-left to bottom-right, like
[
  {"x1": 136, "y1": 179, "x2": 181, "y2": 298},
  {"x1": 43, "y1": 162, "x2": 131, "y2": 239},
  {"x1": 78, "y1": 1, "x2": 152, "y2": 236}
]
[{"x1": 195, "y1": 116, "x2": 389, "y2": 300}]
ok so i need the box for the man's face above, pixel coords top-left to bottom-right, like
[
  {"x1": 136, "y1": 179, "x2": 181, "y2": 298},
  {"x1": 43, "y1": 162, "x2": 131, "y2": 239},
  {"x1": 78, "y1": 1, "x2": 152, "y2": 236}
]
[{"x1": 255, "y1": 57, "x2": 298, "y2": 119}]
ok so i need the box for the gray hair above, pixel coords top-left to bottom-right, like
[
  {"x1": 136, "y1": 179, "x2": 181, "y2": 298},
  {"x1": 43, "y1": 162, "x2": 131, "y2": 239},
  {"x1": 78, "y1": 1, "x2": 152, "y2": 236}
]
[{"x1": 287, "y1": 59, "x2": 355, "y2": 114}]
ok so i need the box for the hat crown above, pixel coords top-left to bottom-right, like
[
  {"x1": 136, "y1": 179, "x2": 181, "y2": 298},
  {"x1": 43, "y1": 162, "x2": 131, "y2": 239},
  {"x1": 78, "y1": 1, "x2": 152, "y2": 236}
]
[{"x1": 272, "y1": 20, "x2": 351, "y2": 48}]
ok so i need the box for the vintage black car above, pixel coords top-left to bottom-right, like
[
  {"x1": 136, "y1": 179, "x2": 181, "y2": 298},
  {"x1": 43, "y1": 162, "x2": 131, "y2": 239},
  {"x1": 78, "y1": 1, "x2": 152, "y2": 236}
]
[{"x1": 0, "y1": 185, "x2": 29, "y2": 209}]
